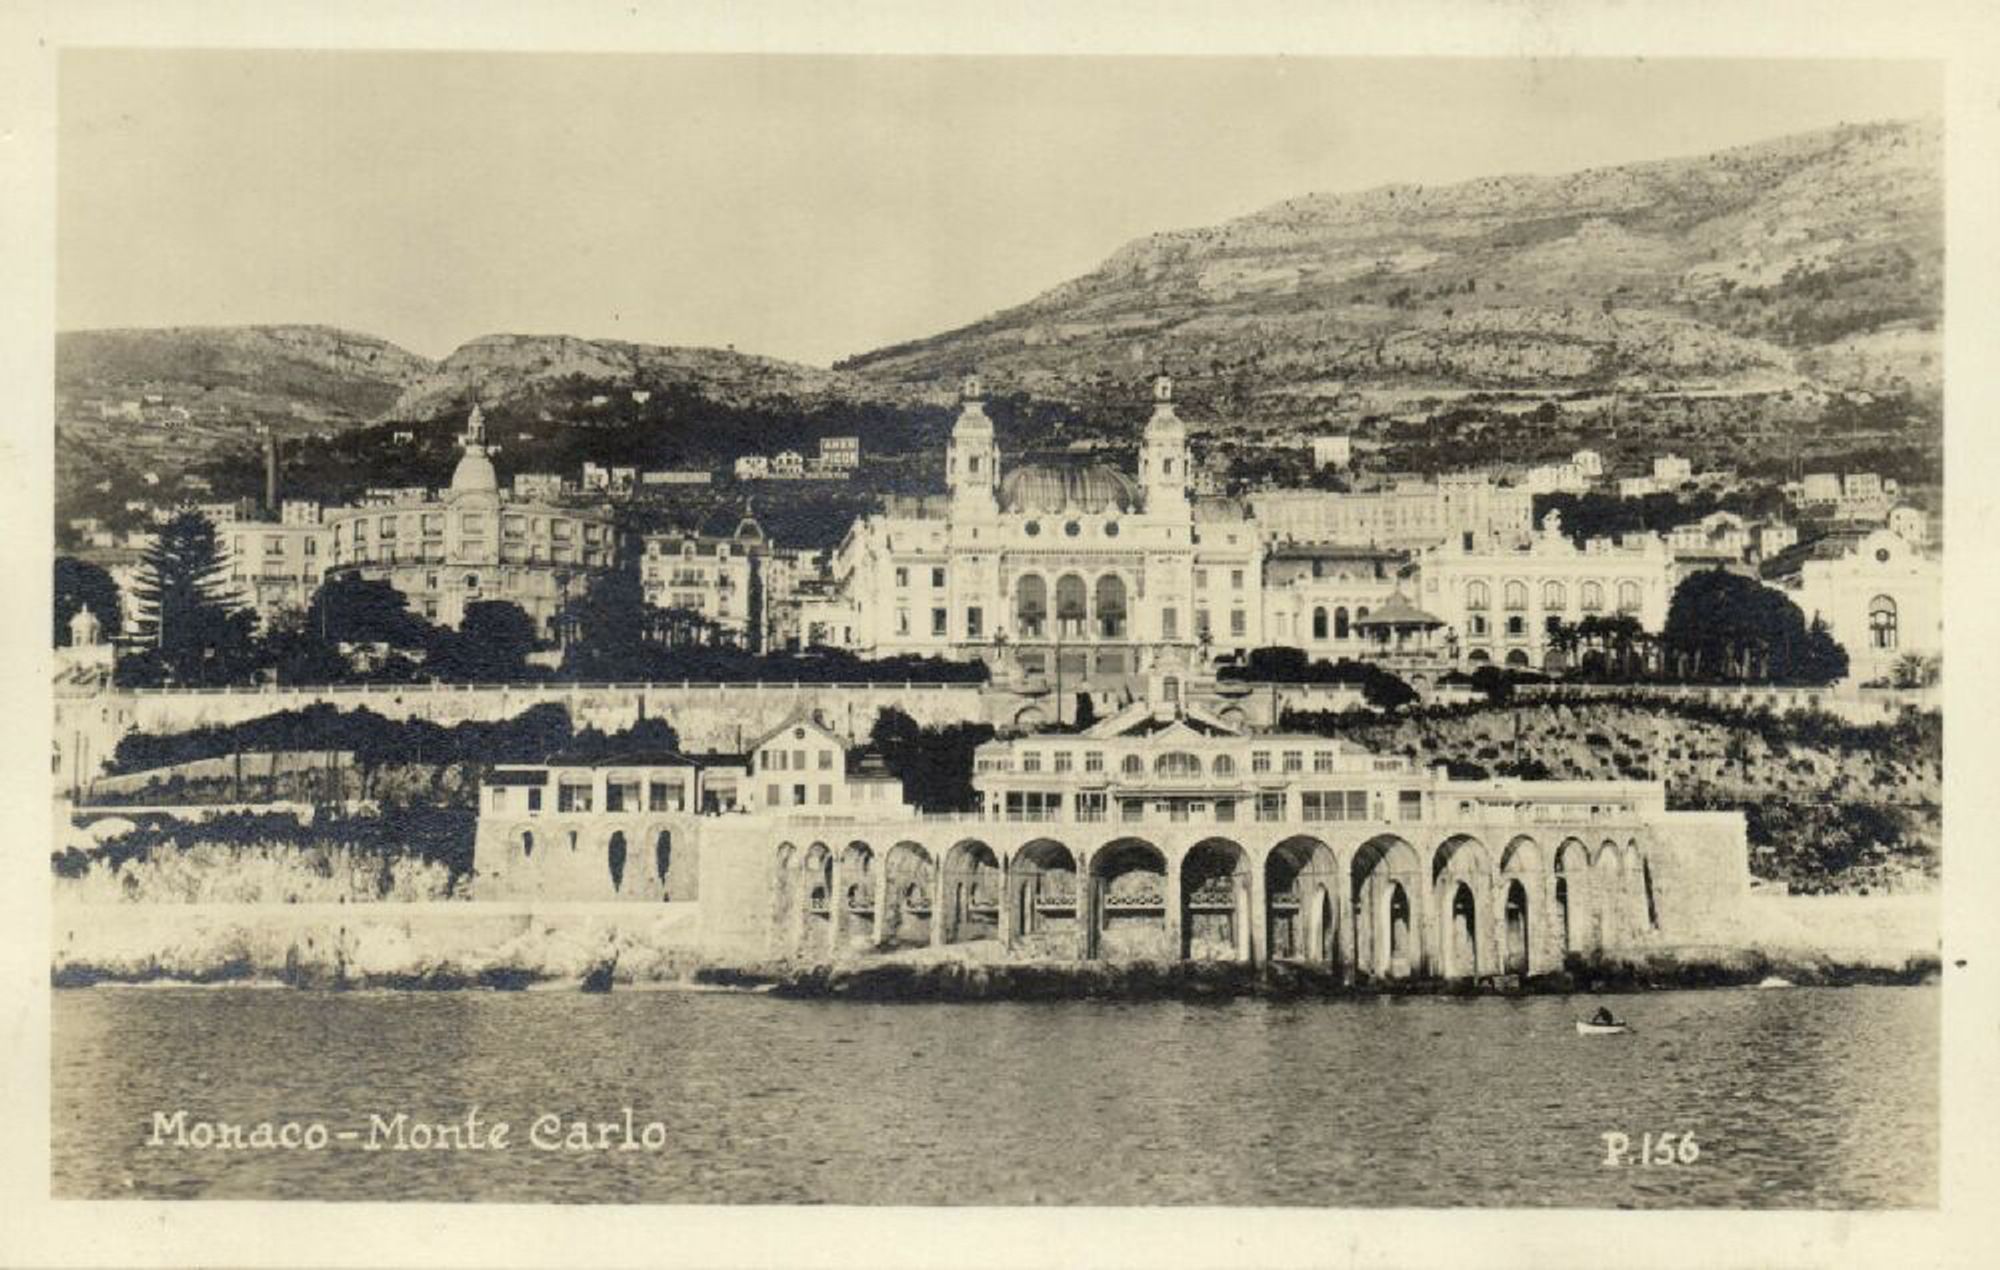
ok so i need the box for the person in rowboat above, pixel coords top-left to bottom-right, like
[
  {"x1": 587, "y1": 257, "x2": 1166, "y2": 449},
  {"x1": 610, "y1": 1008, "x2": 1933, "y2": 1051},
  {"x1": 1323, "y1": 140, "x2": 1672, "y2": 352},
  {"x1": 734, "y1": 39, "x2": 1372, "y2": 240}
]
[{"x1": 1589, "y1": 1006, "x2": 1621, "y2": 1027}]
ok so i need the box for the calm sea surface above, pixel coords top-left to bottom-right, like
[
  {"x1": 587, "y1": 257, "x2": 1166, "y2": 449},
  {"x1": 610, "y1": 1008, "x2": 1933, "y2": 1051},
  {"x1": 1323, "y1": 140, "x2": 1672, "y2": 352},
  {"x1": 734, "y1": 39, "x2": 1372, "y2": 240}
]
[{"x1": 52, "y1": 985, "x2": 1935, "y2": 1207}]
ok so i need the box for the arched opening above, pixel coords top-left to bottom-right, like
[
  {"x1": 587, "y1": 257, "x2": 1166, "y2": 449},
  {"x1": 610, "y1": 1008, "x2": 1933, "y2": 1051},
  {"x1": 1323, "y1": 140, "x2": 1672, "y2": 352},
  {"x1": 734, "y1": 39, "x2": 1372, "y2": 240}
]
[
  {"x1": 1006, "y1": 840, "x2": 1078, "y2": 953},
  {"x1": 1447, "y1": 883, "x2": 1477, "y2": 979},
  {"x1": 1055, "y1": 574, "x2": 1088, "y2": 639},
  {"x1": 880, "y1": 842, "x2": 935, "y2": 949},
  {"x1": 1088, "y1": 839, "x2": 1167, "y2": 961},
  {"x1": 517, "y1": 827, "x2": 535, "y2": 861},
  {"x1": 801, "y1": 843, "x2": 833, "y2": 940},
  {"x1": 1504, "y1": 880, "x2": 1530, "y2": 976},
  {"x1": 836, "y1": 842, "x2": 876, "y2": 949},
  {"x1": 1013, "y1": 705, "x2": 1047, "y2": 731},
  {"x1": 1015, "y1": 574, "x2": 1047, "y2": 640},
  {"x1": 1266, "y1": 836, "x2": 1340, "y2": 968},
  {"x1": 1334, "y1": 606, "x2": 1350, "y2": 640},
  {"x1": 1351, "y1": 835, "x2": 1421, "y2": 980},
  {"x1": 1181, "y1": 839, "x2": 1252, "y2": 961},
  {"x1": 1868, "y1": 594, "x2": 1899, "y2": 650},
  {"x1": 654, "y1": 830, "x2": 672, "y2": 893},
  {"x1": 607, "y1": 831, "x2": 627, "y2": 895},
  {"x1": 1554, "y1": 839, "x2": 1589, "y2": 954},
  {"x1": 940, "y1": 840, "x2": 1001, "y2": 945},
  {"x1": 771, "y1": 842, "x2": 798, "y2": 950},
  {"x1": 1312, "y1": 606, "x2": 1328, "y2": 640},
  {"x1": 1093, "y1": 574, "x2": 1128, "y2": 639},
  {"x1": 1388, "y1": 884, "x2": 1412, "y2": 966},
  {"x1": 1505, "y1": 649, "x2": 1530, "y2": 668},
  {"x1": 1433, "y1": 834, "x2": 1494, "y2": 980}
]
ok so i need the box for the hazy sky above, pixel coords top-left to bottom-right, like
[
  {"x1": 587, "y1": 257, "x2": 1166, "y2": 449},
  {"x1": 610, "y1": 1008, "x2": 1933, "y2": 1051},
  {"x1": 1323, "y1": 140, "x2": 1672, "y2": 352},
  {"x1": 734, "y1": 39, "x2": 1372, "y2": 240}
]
[{"x1": 58, "y1": 53, "x2": 1939, "y2": 366}]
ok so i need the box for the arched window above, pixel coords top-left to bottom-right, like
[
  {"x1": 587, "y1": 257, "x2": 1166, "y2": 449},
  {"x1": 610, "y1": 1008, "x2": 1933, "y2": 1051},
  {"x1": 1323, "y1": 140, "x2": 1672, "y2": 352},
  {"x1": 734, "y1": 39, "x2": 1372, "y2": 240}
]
[
  {"x1": 1616, "y1": 580, "x2": 1641, "y2": 613},
  {"x1": 1503, "y1": 580, "x2": 1527, "y2": 611},
  {"x1": 1094, "y1": 574, "x2": 1128, "y2": 639},
  {"x1": 1312, "y1": 606, "x2": 1328, "y2": 640},
  {"x1": 1121, "y1": 754, "x2": 1145, "y2": 777},
  {"x1": 1154, "y1": 752, "x2": 1201, "y2": 777},
  {"x1": 1543, "y1": 580, "x2": 1567, "y2": 609},
  {"x1": 1212, "y1": 754, "x2": 1235, "y2": 777},
  {"x1": 1466, "y1": 581, "x2": 1490, "y2": 611},
  {"x1": 1055, "y1": 574, "x2": 1088, "y2": 632},
  {"x1": 1581, "y1": 581, "x2": 1604, "y2": 612},
  {"x1": 1015, "y1": 575, "x2": 1047, "y2": 638},
  {"x1": 1334, "y1": 606, "x2": 1351, "y2": 640},
  {"x1": 1869, "y1": 595, "x2": 1899, "y2": 649}
]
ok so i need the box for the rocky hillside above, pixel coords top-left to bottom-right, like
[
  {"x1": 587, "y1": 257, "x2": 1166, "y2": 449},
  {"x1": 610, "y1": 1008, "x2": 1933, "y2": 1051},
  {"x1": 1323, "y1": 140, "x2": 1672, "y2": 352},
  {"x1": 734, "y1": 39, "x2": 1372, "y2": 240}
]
[
  {"x1": 842, "y1": 119, "x2": 1940, "y2": 417},
  {"x1": 57, "y1": 325, "x2": 435, "y2": 431},
  {"x1": 384, "y1": 333, "x2": 927, "y2": 423}
]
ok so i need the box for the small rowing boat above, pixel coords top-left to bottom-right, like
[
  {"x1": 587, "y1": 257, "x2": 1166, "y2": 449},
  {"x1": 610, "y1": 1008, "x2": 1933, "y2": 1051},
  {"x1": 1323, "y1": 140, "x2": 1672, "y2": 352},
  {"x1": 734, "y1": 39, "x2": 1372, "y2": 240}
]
[{"x1": 1575, "y1": 1019, "x2": 1629, "y2": 1036}]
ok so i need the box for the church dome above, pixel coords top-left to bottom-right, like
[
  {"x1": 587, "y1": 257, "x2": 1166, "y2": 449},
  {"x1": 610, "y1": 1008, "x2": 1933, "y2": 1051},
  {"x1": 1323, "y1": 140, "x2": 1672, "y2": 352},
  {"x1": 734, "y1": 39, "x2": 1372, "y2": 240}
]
[{"x1": 999, "y1": 462, "x2": 1139, "y2": 515}]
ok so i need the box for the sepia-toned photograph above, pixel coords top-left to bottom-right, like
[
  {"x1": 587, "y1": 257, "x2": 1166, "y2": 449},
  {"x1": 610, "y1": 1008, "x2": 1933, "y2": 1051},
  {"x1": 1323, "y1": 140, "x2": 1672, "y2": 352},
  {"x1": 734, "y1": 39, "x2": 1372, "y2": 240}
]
[{"x1": 24, "y1": 21, "x2": 1983, "y2": 1246}]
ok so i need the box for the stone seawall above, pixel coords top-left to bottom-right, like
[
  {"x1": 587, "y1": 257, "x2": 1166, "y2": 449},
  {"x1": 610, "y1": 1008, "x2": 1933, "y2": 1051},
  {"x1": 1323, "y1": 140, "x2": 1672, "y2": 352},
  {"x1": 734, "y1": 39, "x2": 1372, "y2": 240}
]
[{"x1": 51, "y1": 891, "x2": 1939, "y2": 994}]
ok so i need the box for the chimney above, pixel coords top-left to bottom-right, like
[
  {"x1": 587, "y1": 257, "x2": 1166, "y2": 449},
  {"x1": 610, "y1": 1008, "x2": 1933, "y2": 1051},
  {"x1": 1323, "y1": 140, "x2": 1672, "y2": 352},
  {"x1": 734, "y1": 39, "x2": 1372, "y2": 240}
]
[{"x1": 263, "y1": 432, "x2": 280, "y2": 515}]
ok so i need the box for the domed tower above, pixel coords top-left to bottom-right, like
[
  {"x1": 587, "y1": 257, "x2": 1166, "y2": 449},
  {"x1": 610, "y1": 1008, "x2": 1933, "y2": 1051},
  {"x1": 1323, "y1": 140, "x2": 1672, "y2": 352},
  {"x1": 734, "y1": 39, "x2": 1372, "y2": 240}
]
[
  {"x1": 1139, "y1": 371, "x2": 1189, "y2": 516},
  {"x1": 946, "y1": 372, "x2": 998, "y2": 518},
  {"x1": 448, "y1": 404, "x2": 500, "y2": 498}
]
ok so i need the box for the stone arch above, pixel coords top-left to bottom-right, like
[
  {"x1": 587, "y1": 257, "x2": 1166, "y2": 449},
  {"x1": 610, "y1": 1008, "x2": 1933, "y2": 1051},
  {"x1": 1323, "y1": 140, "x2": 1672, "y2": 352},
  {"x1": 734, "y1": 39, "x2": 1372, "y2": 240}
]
[
  {"x1": 1351, "y1": 834, "x2": 1422, "y2": 980},
  {"x1": 1088, "y1": 838, "x2": 1167, "y2": 961},
  {"x1": 1266, "y1": 835, "x2": 1340, "y2": 968},
  {"x1": 836, "y1": 841, "x2": 877, "y2": 948},
  {"x1": 1505, "y1": 649, "x2": 1530, "y2": 668},
  {"x1": 940, "y1": 839, "x2": 1001, "y2": 945},
  {"x1": 1013, "y1": 704, "x2": 1047, "y2": 731},
  {"x1": 1552, "y1": 837, "x2": 1591, "y2": 955},
  {"x1": 1498, "y1": 834, "x2": 1543, "y2": 876},
  {"x1": 1218, "y1": 705, "x2": 1246, "y2": 729},
  {"x1": 1593, "y1": 843, "x2": 1627, "y2": 950},
  {"x1": 1503, "y1": 878, "x2": 1531, "y2": 976},
  {"x1": 1181, "y1": 838, "x2": 1253, "y2": 961},
  {"x1": 1006, "y1": 839, "x2": 1079, "y2": 952},
  {"x1": 881, "y1": 841, "x2": 935, "y2": 948},
  {"x1": 800, "y1": 841, "x2": 834, "y2": 938},
  {"x1": 1432, "y1": 834, "x2": 1495, "y2": 980}
]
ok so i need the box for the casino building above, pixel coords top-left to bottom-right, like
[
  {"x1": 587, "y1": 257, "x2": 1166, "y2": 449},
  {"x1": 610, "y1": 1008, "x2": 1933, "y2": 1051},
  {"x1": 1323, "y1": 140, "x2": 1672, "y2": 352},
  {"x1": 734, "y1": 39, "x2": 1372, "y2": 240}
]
[{"x1": 820, "y1": 374, "x2": 1264, "y2": 688}]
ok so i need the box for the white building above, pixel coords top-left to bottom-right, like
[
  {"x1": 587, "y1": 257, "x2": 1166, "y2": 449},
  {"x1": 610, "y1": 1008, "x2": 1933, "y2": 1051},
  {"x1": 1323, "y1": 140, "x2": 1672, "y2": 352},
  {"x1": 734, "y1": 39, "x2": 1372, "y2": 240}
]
[
  {"x1": 1652, "y1": 454, "x2": 1693, "y2": 486},
  {"x1": 1420, "y1": 513, "x2": 1674, "y2": 670},
  {"x1": 1309, "y1": 436, "x2": 1352, "y2": 469},
  {"x1": 1887, "y1": 505, "x2": 1929, "y2": 547},
  {"x1": 822, "y1": 374, "x2": 1262, "y2": 684},
  {"x1": 819, "y1": 436, "x2": 861, "y2": 471},
  {"x1": 639, "y1": 514, "x2": 771, "y2": 647},
  {"x1": 279, "y1": 500, "x2": 323, "y2": 526},
  {"x1": 513, "y1": 473, "x2": 566, "y2": 500},
  {"x1": 1249, "y1": 477, "x2": 1532, "y2": 549},
  {"x1": 1521, "y1": 461, "x2": 1588, "y2": 494},
  {"x1": 1571, "y1": 449, "x2": 1604, "y2": 479},
  {"x1": 1616, "y1": 476, "x2": 1660, "y2": 500},
  {"x1": 1793, "y1": 528, "x2": 1940, "y2": 683},
  {"x1": 734, "y1": 455, "x2": 770, "y2": 481},
  {"x1": 1800, "y1": 473, "x2": 1843, "y2": 504},
  {"x1": 772, "y1": 451, "x2": 806, "y2": 480}
]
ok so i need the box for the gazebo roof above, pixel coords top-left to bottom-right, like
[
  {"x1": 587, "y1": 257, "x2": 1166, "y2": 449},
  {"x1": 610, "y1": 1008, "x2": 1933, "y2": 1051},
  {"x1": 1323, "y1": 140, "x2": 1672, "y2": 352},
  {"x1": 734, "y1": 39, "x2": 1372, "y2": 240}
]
[{"x1": 1354, "y1": 592, "x2": 1443, "y2": 628}]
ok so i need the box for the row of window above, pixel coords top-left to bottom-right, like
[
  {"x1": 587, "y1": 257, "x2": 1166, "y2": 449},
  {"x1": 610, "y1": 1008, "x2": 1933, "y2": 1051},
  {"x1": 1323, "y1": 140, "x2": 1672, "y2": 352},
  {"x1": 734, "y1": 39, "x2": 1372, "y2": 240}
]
[
  {"x1": 494, "y1": 779, "x2": 690, "y2": 815},
  {"x1": 984, "y1": 789, "x2": 1427, "y2": 824},
  {"x1": 335, "y1": 515, "x2": 604, "y2": 543},
  {"x1": 756, "y1": 748, "x2": 837, "y2": 774},
  {"x1": 987, "y1": 749, "x2": 1390, "y2": 779},
  {"x1": 1465, "y1": 579, "x2": 1644, "y2": 612}
]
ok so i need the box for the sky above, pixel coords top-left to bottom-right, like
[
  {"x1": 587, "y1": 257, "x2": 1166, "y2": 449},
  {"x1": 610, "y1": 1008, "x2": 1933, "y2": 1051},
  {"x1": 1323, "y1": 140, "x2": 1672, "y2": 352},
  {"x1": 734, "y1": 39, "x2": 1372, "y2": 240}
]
[{"x1": 57, "y1": 53, "x2": 1940, "y2": 367}]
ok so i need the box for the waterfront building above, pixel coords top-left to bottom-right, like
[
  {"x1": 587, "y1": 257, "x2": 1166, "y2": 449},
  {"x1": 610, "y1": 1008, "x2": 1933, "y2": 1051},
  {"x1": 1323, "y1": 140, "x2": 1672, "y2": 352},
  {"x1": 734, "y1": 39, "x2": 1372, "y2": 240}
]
[
  {"x1": 1419, "y1": 513, "x2": 1674, "y2": 669},
  {"x1": 473, "y1": 698, "x2": 1751, "y2": 978}
]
